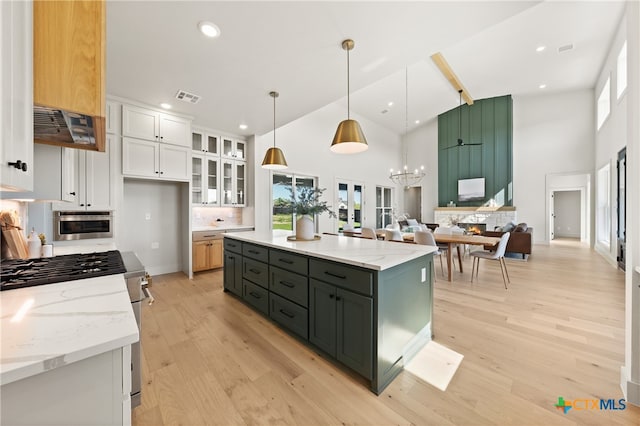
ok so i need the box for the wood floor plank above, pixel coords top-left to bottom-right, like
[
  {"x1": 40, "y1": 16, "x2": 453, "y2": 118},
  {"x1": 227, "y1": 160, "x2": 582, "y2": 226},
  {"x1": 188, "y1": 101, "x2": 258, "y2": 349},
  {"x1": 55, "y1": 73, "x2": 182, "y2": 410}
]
[{"x1": 133, "y1": 240, "x2": 640, "y2": 425}]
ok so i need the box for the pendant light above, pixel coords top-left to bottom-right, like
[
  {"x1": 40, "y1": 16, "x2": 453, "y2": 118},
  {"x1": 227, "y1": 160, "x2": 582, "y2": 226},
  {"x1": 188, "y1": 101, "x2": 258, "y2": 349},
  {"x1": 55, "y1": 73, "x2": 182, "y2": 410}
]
[
  {"x1": 330, "y1": 39, "x2": 368, "y2": 154},
  {"x1": 261, "y1": 91, "x2": 288, "y2": 170},
  {"x1": 389, "y1": 67, "x2": 424, "y2": 187}
]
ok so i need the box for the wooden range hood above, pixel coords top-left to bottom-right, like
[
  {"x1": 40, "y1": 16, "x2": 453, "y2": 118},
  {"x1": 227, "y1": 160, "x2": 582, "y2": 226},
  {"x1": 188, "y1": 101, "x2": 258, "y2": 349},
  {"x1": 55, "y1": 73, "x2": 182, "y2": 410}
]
[{"x1": 33, "y1": 0, "x2": 106, "y2": 152}]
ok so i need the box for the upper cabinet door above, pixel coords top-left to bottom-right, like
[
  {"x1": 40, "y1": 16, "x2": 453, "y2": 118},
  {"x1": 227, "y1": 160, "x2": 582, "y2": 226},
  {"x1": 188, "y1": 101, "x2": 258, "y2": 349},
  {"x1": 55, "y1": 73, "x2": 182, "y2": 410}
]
[
  {"x1": 158, "y1": 114, "x2": 190, "y2": 146},
  {"x1": 122, "y1": 105, "x2": 160, "y2": 141},
  {"x1": 0, "y1": 0, "x2": 33, "y2": 192},
  {"x1": 33, "y1": 0, "x2": 105, "y2": 116},
  {"x1": 221, "y1": 137, "x2": 246, "y2": 160}
]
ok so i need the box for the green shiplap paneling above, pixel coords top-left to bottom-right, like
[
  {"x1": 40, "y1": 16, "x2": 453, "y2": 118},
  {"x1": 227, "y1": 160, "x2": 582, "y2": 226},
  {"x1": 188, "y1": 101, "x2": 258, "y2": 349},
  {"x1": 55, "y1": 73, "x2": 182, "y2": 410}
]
[{"x1": 438, "y1": 95, "x2": 513, "y2": 207}]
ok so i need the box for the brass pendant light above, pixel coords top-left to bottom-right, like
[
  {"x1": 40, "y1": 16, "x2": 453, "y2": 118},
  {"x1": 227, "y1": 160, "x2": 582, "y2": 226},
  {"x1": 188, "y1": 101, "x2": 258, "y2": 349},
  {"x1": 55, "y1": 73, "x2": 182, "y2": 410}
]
[
  {"x1": 261, "y1": 91, "x2": 288, "y2": 170},
  {"x1": 330, "y1": 39, "x2": 368, "y2": 154}
]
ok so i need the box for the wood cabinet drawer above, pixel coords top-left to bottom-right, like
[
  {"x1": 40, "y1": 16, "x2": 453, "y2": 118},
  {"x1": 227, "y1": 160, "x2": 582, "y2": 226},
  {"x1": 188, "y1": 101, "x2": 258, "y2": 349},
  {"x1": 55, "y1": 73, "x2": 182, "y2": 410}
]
[
  {"x1": 242, "y1": 279, "x2": 268, "y2": 316},
  {"x1": 243, "y1": 242, "x2": 269, "y2": 263},
  {"x1": 309, "y1": 259, "x2": 373, "y2": 296},
  {"x1": 242, "y1": 258, "x2": 268, "y2": 289},
  {"x1": 224, "y1": 238, "x2": 242, "y2": 254},
  {"x1": 270, "y1": 293, "x2": 308, "y2": 340},
  {"x1": 269, "y1": 266, "x2": 308, "y2": 308},
  {"x1": 269, "y1": 249, "x2": 308, "y2": 276}
]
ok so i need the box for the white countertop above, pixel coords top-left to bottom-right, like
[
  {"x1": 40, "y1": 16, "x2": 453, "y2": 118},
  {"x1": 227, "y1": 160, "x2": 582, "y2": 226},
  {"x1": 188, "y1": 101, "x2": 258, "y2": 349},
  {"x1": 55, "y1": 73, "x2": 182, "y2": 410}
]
[
  {"x1": 193, "y1": 224, "x2": 254, "y2": 232},
  {"x1": 224, "y1": 231, "x2": 437, "y2": 271},
  {"x1": 0, "y1": 275, "x2": 139, "y2": 385}
]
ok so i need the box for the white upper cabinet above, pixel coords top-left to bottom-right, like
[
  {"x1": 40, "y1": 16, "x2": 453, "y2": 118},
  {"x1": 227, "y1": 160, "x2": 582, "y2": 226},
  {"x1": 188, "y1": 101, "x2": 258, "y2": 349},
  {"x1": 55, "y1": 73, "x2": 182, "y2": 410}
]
[
  {"x1": 221, "y1": 137, "x2": 246, "y2": 160},
  {"x1": 122, "y1": 104, "x2": 190, "y2": 147},
  {"x1": 192, "y1": 154, "x2": 219, "y2": 206},
  {"x1": 105, "y1": 101, "x2": 120, "y2": 135},
  {"x1": 0, "y1": 0, "x2": 33, "y2": 192},
  {"x1": 122, "y1": 137, "x2": 190, "y2": 181},
  {"x1": 221, "y1": 159, "x2": 246, "y2": 206},
  {"x1": 191, "y1": 128, "x2": 219, "y2": 155}
]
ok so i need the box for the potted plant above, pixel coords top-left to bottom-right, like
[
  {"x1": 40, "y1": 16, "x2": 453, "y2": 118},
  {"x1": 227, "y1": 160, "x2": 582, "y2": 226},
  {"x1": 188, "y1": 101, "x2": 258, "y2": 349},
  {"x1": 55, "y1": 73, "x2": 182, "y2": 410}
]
[{"x1": 289, "y1": 186, "x2": 336, "y2": 240}]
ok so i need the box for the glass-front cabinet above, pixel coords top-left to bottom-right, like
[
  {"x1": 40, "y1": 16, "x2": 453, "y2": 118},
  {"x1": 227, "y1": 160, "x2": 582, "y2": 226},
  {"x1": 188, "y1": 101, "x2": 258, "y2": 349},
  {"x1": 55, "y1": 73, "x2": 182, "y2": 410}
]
[
  {"x1": 192, "y1": 154, "x2": 219, "y2": 206},
  {"x1": 222, "y1": 137, "x2": 245, "y2": 160},
  {"x1": 192, "y1": 130, "x2": 219, "y2": 155},
  {"x1": 222, "y1": 159, "x2": 245, "y2": 206}
]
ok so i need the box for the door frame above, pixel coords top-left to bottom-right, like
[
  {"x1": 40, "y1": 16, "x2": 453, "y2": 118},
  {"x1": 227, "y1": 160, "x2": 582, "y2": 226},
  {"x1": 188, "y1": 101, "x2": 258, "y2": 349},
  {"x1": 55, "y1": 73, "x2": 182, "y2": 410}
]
[
  {"x1": 545, "y1": 172, "x2": 591, "y2": 245},
  {"x1": 334, "y1": 177, "x2": 365, "y2": 231}
]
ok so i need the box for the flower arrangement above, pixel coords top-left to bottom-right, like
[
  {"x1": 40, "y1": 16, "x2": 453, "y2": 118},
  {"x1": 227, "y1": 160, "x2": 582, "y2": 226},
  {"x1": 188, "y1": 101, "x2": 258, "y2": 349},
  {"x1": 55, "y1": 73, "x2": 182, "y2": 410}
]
[{"x1": 289, "y1": 187, "x2": 336, "y2": 218}]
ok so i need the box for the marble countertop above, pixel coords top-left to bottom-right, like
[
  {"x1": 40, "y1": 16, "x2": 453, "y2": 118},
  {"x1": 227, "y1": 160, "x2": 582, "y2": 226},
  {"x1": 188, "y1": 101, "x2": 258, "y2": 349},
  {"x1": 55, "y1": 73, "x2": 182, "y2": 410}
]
[
  {"x1": 193, "y1": 224, "x2": 254, "y2": 232},
  {"x1": 0, "y1": 275, "x2": 139, "y2": 385},
  {"x1": 224, "y1": 231, "x2": 437, "y2": 271}
]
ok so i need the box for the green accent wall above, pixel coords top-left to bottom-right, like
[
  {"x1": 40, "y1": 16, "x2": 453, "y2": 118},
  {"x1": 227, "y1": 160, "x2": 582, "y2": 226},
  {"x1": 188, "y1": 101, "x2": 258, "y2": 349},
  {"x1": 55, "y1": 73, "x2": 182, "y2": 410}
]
[{"x1": 438, "y1": 94, "x2": 513, "y2": 207}]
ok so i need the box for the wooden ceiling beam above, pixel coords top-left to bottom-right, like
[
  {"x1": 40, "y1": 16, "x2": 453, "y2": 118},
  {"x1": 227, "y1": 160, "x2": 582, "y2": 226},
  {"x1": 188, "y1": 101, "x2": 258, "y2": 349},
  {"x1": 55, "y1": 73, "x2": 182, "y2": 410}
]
[{"x1": 431, "y1": 52, "x2": 474, "y2": 105}]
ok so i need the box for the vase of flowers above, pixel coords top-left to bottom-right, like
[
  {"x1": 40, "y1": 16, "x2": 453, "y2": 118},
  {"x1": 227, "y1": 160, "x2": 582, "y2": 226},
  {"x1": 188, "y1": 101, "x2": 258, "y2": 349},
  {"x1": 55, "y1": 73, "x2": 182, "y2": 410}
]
[{"x1": 289, "y1": 187, "x2": 336, "y2": 240}]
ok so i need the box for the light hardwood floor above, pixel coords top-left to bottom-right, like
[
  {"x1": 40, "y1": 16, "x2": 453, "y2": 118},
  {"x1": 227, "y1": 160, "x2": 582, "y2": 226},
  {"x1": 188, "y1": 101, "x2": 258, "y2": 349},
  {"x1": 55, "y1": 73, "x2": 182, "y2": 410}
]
[{"x1": 132, "y1": 240, "x2": 640, "y2": 425}]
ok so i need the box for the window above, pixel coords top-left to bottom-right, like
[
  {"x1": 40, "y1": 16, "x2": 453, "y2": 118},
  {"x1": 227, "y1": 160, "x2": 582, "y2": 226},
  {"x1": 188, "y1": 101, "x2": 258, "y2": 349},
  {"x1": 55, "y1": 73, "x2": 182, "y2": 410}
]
[
  {"x1": 596, "y1": 77, "x2": 610, "y2": 130},
  {"x1": 375, "y1": 186, "x2": 393, "y2": 228},
  {"x1": 596, "y1": 164, "x2": 610, "y2": 246},
  {"x1": 271, "y1": 173, "x2": 317, "y2": 231},
  {"x1": 617, "y1": 41, "x2": 627, "y2": 99}
]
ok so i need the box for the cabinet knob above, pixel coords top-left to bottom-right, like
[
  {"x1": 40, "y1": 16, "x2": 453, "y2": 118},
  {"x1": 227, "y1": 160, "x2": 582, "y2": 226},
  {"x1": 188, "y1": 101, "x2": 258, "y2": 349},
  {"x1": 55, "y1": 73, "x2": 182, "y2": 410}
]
[
  {"x1": 8, "y1": 160, "x2": 27, "y2": 172},
  {"x1": 155, "y1": 171, "x2": 159, "y2": 174},
  {"x1": 160, "y1": 171, "x2": 164, "y2": 174},
  {"x1": 80, "y1": 203, "x2": 85, "y2": 207},
  {"x1": 329, "y1": 294, "x2": 334, "y2": 299},
  {"x1": 87, "y1": 204, "x2": 91, "y2": 207},
  {"x1": 70, "y1": 192, "x2": 76, "y2": 196},
  {"x1": 160, "y1": 136, "x2": 164, "y2": 140}
]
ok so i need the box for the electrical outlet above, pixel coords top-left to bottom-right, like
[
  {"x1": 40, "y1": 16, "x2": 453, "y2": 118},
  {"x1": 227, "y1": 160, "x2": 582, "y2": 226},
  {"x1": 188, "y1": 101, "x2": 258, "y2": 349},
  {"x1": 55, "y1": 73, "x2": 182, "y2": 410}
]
[
  {"x1": 151, "y1": 242, "x2": 159, "y2": 249},
  {"x1": 145, "y1": 213, "x2": 151, "y2": 220}
]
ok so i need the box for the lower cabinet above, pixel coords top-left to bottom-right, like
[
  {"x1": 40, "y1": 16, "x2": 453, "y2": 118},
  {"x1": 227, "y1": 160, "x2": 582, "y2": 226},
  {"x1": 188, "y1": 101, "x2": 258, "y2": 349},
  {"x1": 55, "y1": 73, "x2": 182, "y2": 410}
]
[
  {"x1": 193, "y1": 239, "x2": 223, "y2": 272},
  {"x1": 269, "y1": 293, "x2": 308, "y2": 339},
  {"x1": 223, "y1": 251, "x2": 242, "y2": 296},
  {"x1": 309, "y1": 278, "x2": 373, "y2": 379},
  {"x1": 242, "y1": 279, "x2": 268, "y2": 315}
]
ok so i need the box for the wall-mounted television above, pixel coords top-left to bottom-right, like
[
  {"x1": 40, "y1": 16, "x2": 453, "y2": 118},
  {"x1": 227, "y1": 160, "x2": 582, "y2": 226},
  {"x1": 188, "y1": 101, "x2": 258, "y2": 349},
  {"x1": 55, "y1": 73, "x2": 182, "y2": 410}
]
[{"x1": 458, "y1": 178, "x2": 485, "y2": 202}]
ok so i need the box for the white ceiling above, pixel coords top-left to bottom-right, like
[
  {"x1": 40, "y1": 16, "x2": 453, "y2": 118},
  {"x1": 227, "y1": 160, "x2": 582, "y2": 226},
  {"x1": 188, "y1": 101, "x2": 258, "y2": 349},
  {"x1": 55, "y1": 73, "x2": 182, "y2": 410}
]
[{"x1": 106, "y1": 1, "x2": 625, "y2": 138}]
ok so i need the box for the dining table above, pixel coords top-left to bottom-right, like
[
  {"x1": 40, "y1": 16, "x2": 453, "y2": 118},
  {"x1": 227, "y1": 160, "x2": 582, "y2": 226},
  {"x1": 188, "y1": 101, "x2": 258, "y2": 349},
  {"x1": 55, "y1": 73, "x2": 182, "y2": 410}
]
[{"x1": 385, "y1": 231, "x2": 501, "y2": 282}]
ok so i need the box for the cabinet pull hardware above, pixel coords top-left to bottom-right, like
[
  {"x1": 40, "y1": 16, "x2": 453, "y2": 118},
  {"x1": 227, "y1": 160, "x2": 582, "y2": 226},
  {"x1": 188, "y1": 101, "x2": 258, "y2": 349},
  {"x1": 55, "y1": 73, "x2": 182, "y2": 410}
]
[
  {"x1": 278, "y1": 258, "x2": 294, "y2": 264},
  {"x1": 279, "y1": 280, "x2": 295, "y2": 288},
  {"x1": 8, "y1": 160, "x2": 27, "y2": 172},
  {"x1": 279, "y1": 309, "x2": 294, "y2": 319},
  {"x1": 248, "y1": 249, "x2": 259, "y2": 254},
  {"x1": 324, "y1": 271, "x2": 346, "y2": 279},
  {"x1": 155, "y1": 171, "x2": 159, "y2": 174},
  {"x1": 69, "y1": 191, "x2": 76, "y2": 196},
  {"x1": 160, "y1": 171, "x2": 164, "y2": 174},
  {"x1": 249, "y1": 291, "x2": 261, "y2": 299},
  {"x1": 87, "y1": 204, "x2": 91, "y2": 207},
  {"x1": 249, "y1": 268, "x2": 261, "y2": 274},
  {"x1": 336, "y1": 296, "x2": 342, "y2": 301},
  {"x1": 329, "y1": 294, "x2": 335, "y2": 299},
  {"x1": 80, "y1": 204, "x2": 85, "y2": 207}
]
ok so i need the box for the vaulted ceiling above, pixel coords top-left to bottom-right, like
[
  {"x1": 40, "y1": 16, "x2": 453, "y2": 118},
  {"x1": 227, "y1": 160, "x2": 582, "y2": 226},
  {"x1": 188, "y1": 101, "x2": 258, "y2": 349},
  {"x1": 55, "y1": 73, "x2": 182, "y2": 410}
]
[{"x1": 107, "y1": 1, "x2": 625, "y2": 137}]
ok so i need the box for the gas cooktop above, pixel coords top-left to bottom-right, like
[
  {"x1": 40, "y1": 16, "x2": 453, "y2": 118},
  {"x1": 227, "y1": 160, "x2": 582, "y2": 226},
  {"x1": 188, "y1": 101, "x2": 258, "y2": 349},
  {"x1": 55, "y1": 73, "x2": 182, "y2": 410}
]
[{"x1": 0, "y1": 250, "x2": 126, "y2": 291}]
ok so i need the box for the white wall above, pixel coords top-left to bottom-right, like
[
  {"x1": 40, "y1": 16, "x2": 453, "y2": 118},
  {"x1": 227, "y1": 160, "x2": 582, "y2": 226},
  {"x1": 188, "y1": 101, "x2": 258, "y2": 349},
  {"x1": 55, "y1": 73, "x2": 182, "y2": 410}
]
[
  {"x1": 253, "y1": 103, "x2": 401, "y2": 233},
  {"x1": 554, "y1": 190, "x2": 581, "y2": 238},
  {"x1": 118, "y1": 179, "x2": 187, "y2": 276},
  {"x1": 513, "y1": 90, "x2": 595, "y2": 244}
]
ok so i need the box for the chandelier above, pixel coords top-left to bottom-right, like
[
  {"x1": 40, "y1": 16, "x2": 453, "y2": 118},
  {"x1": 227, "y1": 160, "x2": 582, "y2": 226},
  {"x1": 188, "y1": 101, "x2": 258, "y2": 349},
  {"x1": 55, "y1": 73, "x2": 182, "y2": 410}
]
[{"x1": 389, "y1": 67, "x2": 425, "y2": 187}]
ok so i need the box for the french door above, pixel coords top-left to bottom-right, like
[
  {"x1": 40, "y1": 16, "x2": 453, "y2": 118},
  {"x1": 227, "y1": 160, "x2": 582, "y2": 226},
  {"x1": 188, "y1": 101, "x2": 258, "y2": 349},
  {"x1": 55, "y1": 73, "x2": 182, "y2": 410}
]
[
  {"x1": 271, "y1": 173, "x2": 317, "y2": 232},
  {"x1": 336, "y1": 179, "x2": 364, "y2": 231}
]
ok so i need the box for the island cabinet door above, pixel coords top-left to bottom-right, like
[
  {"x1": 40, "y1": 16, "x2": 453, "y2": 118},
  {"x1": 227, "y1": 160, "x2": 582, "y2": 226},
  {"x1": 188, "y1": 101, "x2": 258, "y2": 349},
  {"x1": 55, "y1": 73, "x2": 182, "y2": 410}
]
[
  {"x1": 336, "y1": 288, "x2": 373, "y2": 379},
  {"x1": 309, "y1": 278, "x2": 337, "y2": 356},
  {"x1": 223, "y1": 252, "x2": 242, "y2": 297}
]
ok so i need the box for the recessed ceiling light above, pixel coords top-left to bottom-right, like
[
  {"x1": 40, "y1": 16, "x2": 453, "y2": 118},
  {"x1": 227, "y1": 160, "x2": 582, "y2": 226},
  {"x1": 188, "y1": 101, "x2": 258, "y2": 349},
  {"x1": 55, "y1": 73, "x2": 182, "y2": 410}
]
[
  {"x1": 238, "y1": 124, "x2": 248, "y2": 130},
  {"x1": 387, "y1": 101, "x2": 394, "y2": 107},
  {"x1": 414, "y1": 120, "x2": 420, "y2": 124},
  {"x1": 536, "y1": 45, "x2": 546, "y2": 52},
  {"x1": 198, "y1": 21, "x2": 220, "y2": 38},
  {"x1": 539, "y1": 84, "x2": 547, "y2": 89},
  {"x1": 160, "y1": 103, "x2": 172, "y2": 109}
]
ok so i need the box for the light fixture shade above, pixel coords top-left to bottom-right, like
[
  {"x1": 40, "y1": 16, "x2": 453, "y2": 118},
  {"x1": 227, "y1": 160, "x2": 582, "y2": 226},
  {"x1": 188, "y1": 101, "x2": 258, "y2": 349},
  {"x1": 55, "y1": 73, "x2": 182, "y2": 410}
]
[
  {"x1": 330, "y1": 119, "x2": 368, "y2": 154},
  {"x1": 261, "y1": 146, "x2": 288, "y2": 169}
]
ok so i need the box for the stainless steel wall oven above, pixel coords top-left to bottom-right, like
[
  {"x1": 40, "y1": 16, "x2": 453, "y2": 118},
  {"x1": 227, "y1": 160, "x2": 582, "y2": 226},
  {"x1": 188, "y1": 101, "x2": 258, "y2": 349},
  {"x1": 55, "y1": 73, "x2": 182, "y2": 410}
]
[{"x1": 54, "y1": 211, "x2": 113, "y2": 241}]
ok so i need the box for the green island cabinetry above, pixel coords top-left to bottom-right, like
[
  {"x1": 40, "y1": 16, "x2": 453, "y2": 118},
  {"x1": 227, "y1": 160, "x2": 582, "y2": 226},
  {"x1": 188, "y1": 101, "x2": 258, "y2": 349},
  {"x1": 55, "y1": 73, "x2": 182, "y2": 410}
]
[{"x1": 223, "y1": 232, "x2": 435, "y2": 394}]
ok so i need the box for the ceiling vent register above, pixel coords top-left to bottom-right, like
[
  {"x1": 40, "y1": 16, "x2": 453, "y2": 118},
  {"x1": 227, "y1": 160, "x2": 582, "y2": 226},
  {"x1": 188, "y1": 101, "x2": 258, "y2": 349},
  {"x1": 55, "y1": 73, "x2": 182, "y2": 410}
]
[{"x1": 175, "y1": 90, "x2": 201, "y2": 104}]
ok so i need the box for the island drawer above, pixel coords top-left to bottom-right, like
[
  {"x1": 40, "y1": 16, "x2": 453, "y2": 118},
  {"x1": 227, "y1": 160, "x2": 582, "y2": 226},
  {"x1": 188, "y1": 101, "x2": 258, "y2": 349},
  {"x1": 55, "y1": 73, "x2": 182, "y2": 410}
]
[
  {"x1": 269, "y1": 265, "x2": 308, "y2": 307},
  {"x1": 224, "y1": 238, "x2": 242, "y2": 254},
  {"x1": 270, "y1": 293, "x2": 308, "y2": 340},
  {"x1": 243, "y1": 243, "x2": 269, "y2": 263},
  {"x1": 309, "y1": 259, "x2": 373, "y2": 296},
  {"x1": 269, "y1": 249, "x2": 308, "y2": 276},
  {"x1": 242, "y1": 279, "x2": 269, "y2": 316},
  {"x1": 243, "y1": 258, "x2": 268, "y2": 289}
]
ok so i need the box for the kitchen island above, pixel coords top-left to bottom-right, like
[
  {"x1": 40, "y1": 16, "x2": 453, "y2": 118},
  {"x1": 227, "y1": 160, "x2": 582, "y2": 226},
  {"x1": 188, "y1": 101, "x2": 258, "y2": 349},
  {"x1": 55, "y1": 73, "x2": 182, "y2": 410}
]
[
  {"x1": 0, "y1": 275, "x2": 139, "y2": 425},
  {"x1": 223, "y1": 231, "x2": 436, "y2": 394}
]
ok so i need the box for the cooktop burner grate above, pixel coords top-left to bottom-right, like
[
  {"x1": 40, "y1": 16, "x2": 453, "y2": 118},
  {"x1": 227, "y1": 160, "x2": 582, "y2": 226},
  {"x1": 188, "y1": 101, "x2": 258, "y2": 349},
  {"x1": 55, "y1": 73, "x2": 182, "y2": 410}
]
[{"x1": 0, "y1": 250, "x2": 126, "y2": 291}]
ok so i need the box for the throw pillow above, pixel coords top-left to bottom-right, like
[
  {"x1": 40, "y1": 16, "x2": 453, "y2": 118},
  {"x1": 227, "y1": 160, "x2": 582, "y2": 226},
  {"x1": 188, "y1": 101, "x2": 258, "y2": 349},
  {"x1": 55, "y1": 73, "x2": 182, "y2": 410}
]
[
  {"x1": 502, "y1": 222, "x2": 515, "y2": 232},
  {"x1": 514, "y1": 222, "x2": 528, "y2": 232},
  {"x1": 398, "y1": 219, "x2": 409, "y2": 229}
]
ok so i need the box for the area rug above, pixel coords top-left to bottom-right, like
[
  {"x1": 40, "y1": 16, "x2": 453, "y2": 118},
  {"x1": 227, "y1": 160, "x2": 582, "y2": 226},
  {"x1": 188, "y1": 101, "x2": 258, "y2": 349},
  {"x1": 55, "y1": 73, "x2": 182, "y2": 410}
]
[{"x1": 404, "y1": 341, "x2": 464, "y2": 391}]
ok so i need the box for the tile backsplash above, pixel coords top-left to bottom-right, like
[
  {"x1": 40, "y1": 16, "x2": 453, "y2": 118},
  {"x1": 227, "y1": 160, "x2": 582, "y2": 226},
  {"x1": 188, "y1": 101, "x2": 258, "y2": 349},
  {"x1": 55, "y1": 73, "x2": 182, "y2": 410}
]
[{"x1": 192, "y1": 207, "x2": 243, "y2": 227}]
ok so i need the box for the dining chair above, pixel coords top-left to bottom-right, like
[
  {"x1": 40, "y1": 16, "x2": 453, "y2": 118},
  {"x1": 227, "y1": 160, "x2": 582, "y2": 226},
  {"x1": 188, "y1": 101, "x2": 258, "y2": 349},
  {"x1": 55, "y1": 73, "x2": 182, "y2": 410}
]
[
  {"x1": 360, "y1": 227, "x2": 377, "y2": 240},
  {"x1": 470, "y1": 232, "x2": 511, "y2": 289},
  {"x1": 414, "y1": 230, "x2": 445, "y2": 280},
  {"x1": 384, "y1": 229, "x2": 404, "y2": 242}
]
